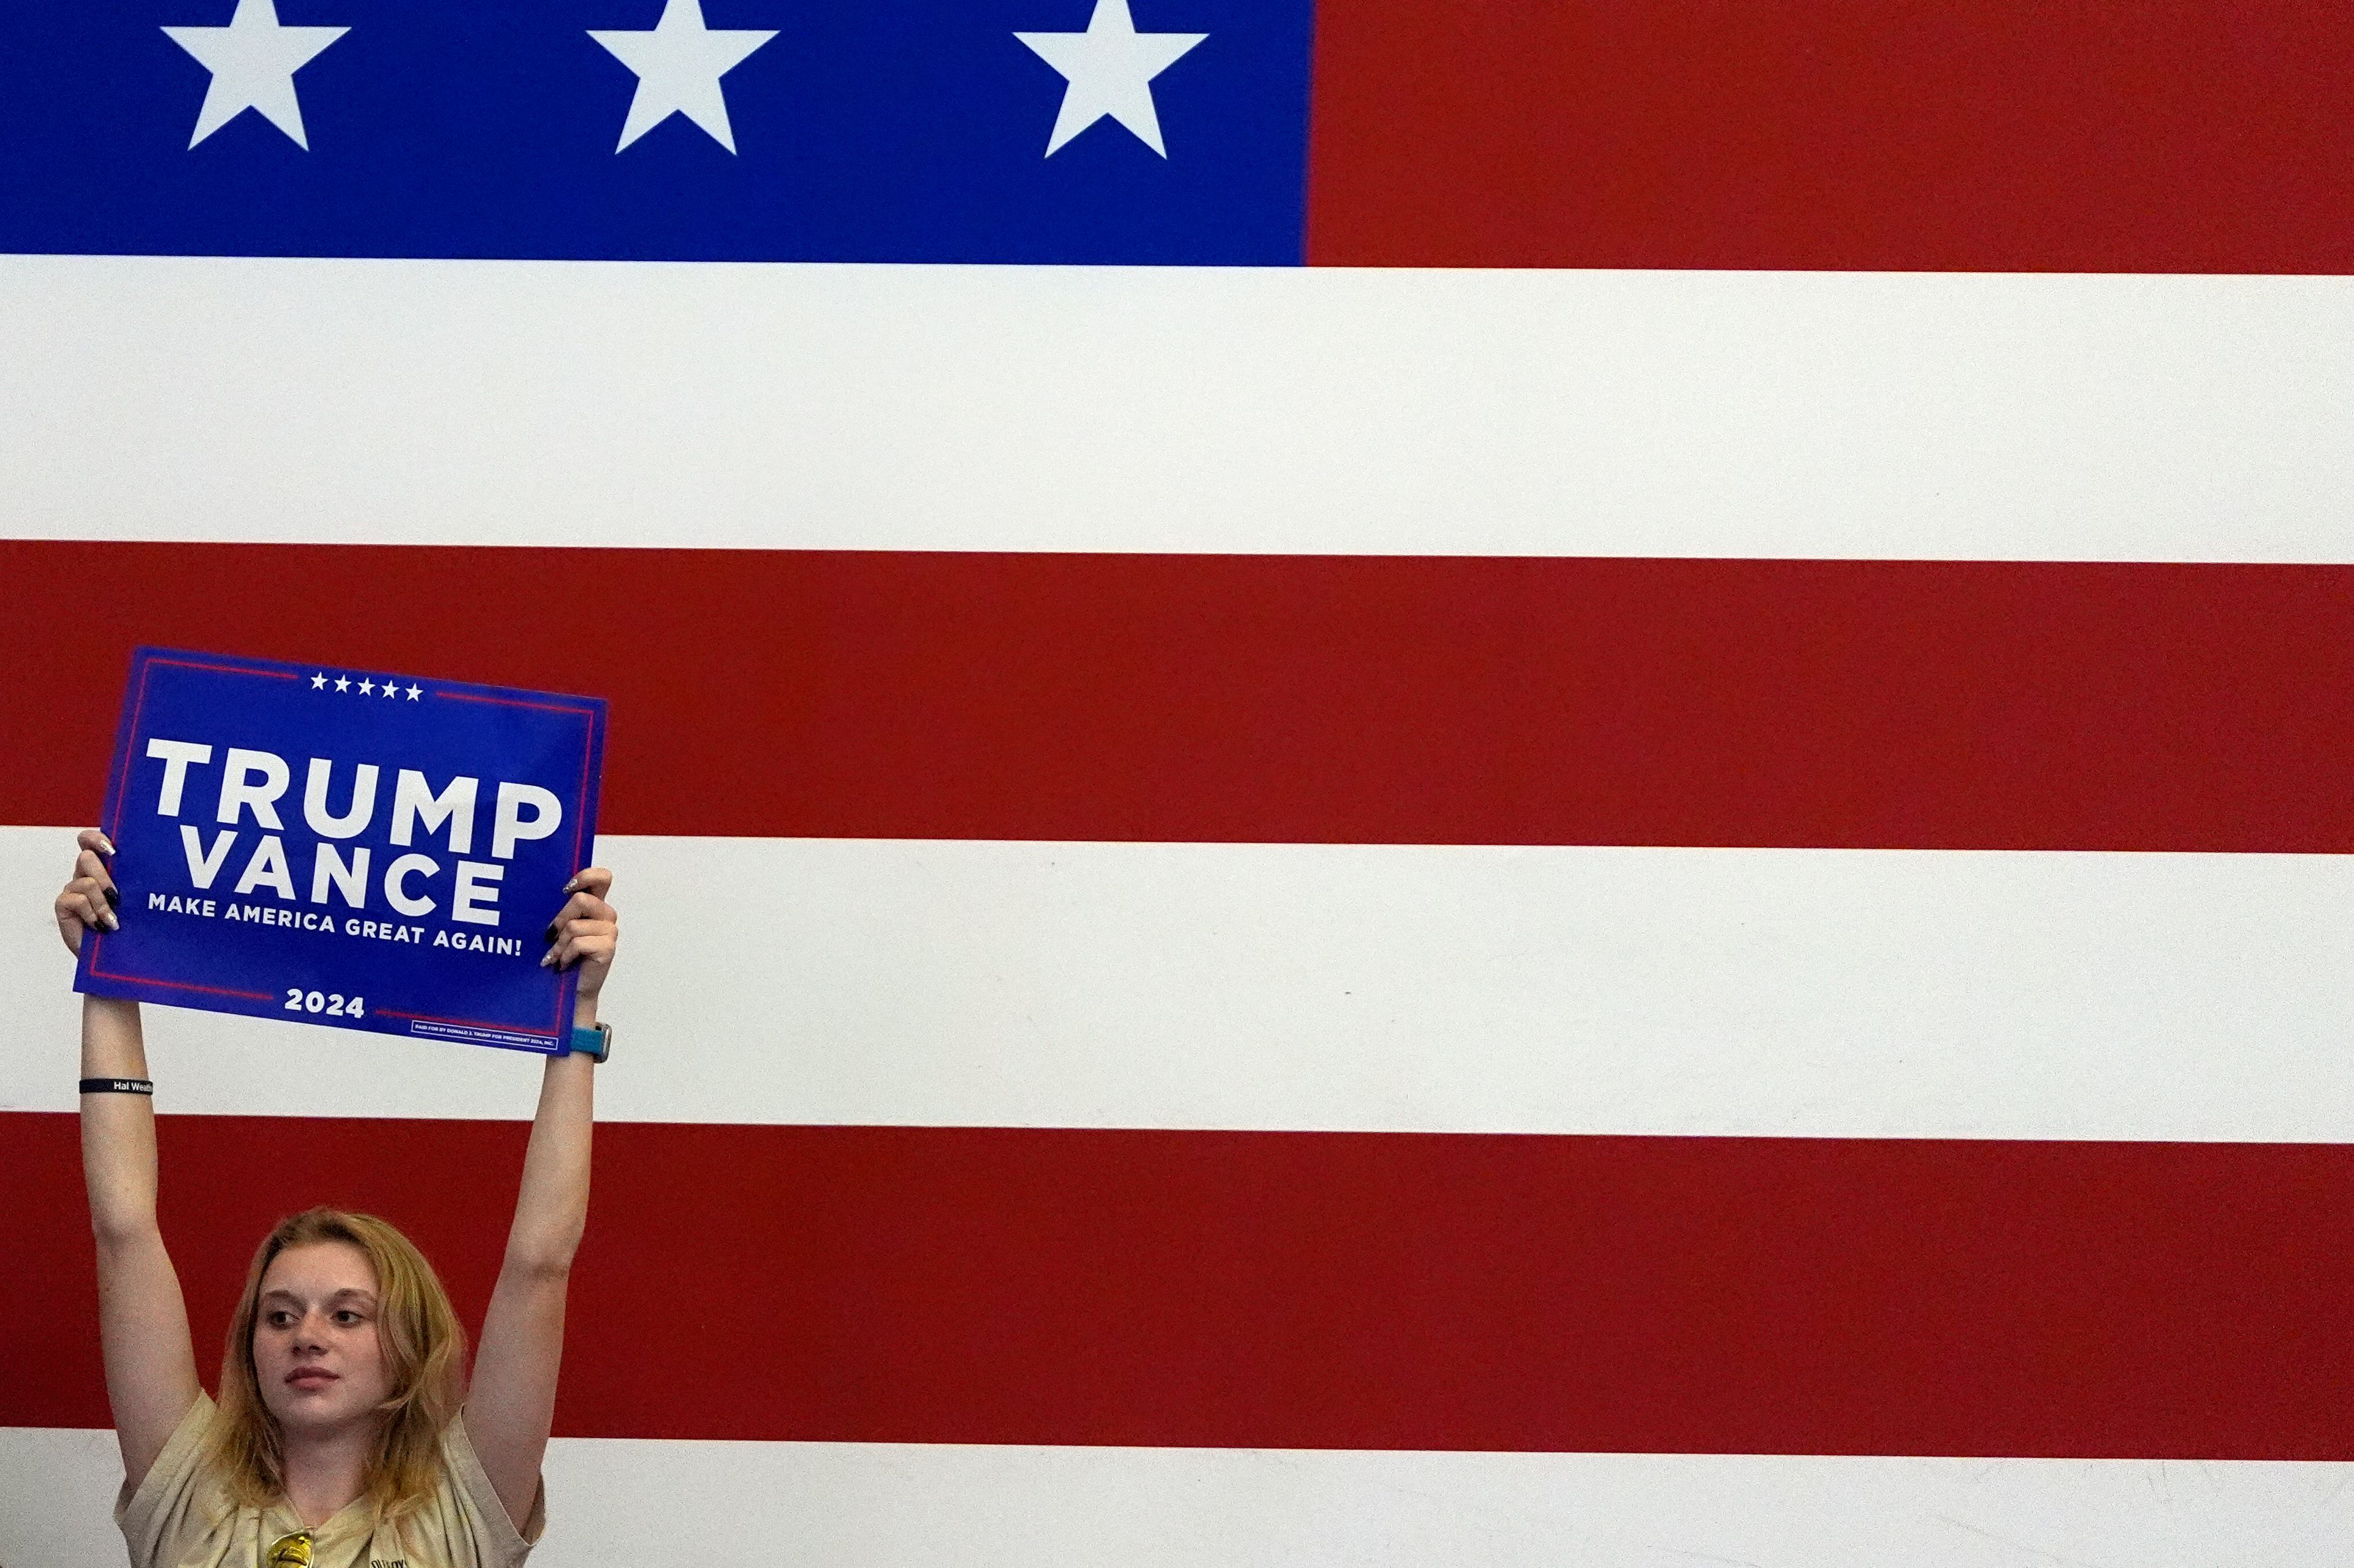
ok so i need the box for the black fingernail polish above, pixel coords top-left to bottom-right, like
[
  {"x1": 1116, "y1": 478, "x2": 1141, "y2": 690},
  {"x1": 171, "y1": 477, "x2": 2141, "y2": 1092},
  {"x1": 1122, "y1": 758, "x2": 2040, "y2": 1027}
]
[
  {"x1": 104, "y1": 888, "x2": 120, "y2": 908},
  {"x1": 543, "y1": 923, "x2": 558, "y2": 943}
]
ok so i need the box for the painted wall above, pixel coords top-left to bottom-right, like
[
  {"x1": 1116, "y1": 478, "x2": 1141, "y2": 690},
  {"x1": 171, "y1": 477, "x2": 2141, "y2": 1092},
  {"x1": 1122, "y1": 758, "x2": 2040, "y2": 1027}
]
[{"x1": 5, "y1": 1, "x2": 2352, "y2": 1562}]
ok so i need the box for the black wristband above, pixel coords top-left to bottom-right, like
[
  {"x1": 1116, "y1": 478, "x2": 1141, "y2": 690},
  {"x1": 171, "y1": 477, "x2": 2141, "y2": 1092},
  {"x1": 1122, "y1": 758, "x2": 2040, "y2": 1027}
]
[{"x1": 79, "y1": 1077, "x2": 153, "y2": 1095}]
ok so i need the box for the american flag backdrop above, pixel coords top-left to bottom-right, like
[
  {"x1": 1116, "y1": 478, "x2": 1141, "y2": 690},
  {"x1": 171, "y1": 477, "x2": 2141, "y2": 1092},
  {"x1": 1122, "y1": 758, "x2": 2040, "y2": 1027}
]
[{"x1": 4, "y1": 1, "x2": 2353, "y2": 1562}]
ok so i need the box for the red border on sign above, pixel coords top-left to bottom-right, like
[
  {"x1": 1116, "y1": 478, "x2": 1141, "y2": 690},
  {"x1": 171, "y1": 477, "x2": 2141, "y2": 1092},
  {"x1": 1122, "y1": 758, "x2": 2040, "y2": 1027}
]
[
  {"x1": 92, "y1": 655, "x2": 596, "y2": 1039},
  {"x1": 83, "y1": 969, "x2": 276, "y2": 1003}
]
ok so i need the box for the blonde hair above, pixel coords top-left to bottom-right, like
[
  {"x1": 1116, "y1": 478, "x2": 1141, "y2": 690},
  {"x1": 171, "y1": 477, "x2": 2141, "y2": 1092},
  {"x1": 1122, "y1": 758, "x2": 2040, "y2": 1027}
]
[{"x1": 208, "y1": 1207, "x2": 467, "y2": 1520}]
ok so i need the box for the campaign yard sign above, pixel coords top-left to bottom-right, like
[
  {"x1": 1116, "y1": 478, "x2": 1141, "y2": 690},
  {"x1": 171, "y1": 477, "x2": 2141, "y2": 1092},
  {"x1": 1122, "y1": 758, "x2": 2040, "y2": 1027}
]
[{"x1": 76, "y1": 648, "x2": 606, "y2": 1054}]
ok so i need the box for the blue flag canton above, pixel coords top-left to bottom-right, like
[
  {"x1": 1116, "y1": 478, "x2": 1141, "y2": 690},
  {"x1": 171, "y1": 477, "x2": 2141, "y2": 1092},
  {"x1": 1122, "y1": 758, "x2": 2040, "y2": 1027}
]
[{"x1": 0, "y1": 0, "x2": 1314, "y2": 265}]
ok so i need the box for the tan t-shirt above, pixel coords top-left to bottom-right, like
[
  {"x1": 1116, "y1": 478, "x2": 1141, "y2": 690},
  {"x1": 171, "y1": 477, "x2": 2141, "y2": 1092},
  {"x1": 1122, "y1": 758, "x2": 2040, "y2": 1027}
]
[{"x1": 116, "y1": 1393, "x2": 544, "y2": 1568}]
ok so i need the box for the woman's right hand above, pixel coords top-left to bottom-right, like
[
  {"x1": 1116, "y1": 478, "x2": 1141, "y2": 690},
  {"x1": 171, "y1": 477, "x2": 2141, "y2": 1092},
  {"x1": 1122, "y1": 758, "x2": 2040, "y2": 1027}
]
[{"x1": 55, "y1": 828, "x2": 121, "y2": 957}]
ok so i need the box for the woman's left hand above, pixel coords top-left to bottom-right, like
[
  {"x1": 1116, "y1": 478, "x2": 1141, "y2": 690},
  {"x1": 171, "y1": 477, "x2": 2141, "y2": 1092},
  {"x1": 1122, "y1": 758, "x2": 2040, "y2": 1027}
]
[{"x1": 542, "y1": 868, "x2": 618, "y2": 999}]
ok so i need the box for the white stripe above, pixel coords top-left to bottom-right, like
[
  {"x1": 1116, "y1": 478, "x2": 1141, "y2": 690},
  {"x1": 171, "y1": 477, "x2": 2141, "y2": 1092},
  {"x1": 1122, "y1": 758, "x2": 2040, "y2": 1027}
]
[
  {"x1": 1, "y1": 256, "x2": 2348, "y2": 563},
  {"x1": 8, "y1": 826, "x2": 2348, "y2": 1140},
  {"x1": 4, "y1": 1425, "x2": 2347, "y2": 1567}
]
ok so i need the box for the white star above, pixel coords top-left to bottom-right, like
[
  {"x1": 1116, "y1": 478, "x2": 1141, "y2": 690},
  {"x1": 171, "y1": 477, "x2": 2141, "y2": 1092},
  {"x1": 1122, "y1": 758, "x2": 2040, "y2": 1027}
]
[
  {"x1": 162, "y1": 0, "x2": 349, "y2": 151},
  {"x1": 1016, "y1": 0, "x2": 1204, "y2": 158},
  {"x1": 310, "y1": 672, "x2": 327, "y2": 688},
  {"x1": 357, "y1": 678, "x2": 373, "y2": 695},
  {"x1": 333, "y1": 676, "x2": 350, "y2": 692},
  {"x1": 406, "y1": 684, "x2": 423, "y2": 700},
  {"x1": 379, "y1": 679, "x2": 398, "y2": 698},
  {"x1": 590, "y1": 0, "x2": 777, "y2": 154}
]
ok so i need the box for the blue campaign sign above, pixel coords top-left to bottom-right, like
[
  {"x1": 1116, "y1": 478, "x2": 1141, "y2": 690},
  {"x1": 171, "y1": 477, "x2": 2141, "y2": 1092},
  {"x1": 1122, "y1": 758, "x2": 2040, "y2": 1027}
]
[{"x1": 76, "y1": 647, "x2": 606, "y2": 1054}]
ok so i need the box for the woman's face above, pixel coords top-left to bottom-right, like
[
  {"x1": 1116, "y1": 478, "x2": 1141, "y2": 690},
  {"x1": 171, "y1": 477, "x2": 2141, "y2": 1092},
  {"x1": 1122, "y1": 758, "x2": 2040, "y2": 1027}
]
[{"x1": 252, "y1": 1241, "x2": 394, "y2": 1437}]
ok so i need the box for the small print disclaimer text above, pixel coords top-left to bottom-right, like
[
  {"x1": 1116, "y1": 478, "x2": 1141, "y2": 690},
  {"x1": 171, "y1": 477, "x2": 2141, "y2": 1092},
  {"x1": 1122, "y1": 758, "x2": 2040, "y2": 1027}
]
[{"x1": 405, "y1": 1019, "x2": 558, "y2": 1052}]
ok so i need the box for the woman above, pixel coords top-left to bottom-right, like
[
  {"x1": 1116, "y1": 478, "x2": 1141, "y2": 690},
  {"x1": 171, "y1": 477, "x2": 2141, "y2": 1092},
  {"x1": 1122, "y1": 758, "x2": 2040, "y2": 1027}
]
[{"x1": 55, "y1": 827, "x2": 619, "y2": 1567}]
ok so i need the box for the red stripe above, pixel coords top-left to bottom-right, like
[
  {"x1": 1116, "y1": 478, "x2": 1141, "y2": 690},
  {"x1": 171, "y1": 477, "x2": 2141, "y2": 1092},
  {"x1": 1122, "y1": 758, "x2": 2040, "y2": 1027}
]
[
  {"x1": 1306, "y1": 0, "x2": 2354, "y2": 273},
  {"x1": 4, "y1": 541, "x2": 2350, "y2": 850},
  {"x1": 3, "y1": 1112, "x2": 2350, "y2": 1456}
]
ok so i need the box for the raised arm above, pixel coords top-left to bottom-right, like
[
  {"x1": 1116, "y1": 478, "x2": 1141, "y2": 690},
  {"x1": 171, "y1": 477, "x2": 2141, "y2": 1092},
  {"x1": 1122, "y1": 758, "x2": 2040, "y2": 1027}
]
[
  {"x1": 58, "y1": 829, "x2": 202, "y2": 1488},
  {"x1": 465, "y1": 868, "x2": 617, "y2": 1531}
]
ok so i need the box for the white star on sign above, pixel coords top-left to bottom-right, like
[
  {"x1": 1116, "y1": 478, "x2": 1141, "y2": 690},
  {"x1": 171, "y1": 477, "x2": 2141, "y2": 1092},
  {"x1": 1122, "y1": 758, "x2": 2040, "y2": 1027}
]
[
  {"x1": 310, "y1": 672, "x2": 327, "y2": 688},
  {"x1": 357, "y1": 678, "x2": 373, "y2": 695},
  {"x1": 380, "y1": 680, "x2": 398, "y2": 698},
  {"x1": 1016, "y1": 0, "x2": 1204, "y2": 158},
  {"x1": 162, "y1": 0, "x2": 349, "y2": 151},
  {"x1": 406, "y1": 684, "x2": 422, "y2": 700},
  {"x1": 333, "y1": 676, "x2": 350, "y2": 692},
  {"x1": 590, "y1": 0, "x2": 777, "y2": 154}
]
